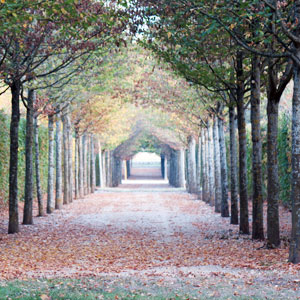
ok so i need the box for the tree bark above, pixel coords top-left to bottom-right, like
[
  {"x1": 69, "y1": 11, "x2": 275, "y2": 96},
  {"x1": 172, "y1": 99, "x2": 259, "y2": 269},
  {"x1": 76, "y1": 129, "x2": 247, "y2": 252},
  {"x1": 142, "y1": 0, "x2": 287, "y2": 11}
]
[
  {"x1": 187, "y1": 135, "x2": 197, "y2": 193},
  {"x1": 196, "y1": 137, "x2": 202, "y2": 197},
  {"x1": 91, "y1": 135, "x2": 96, "y2": 193},
  {"x1": 207, "y1": 122, "x2": 215, "y2": 206},
  {"x1": 201, "y1": 129, "x2": 208, "y2": 203},
  {"x1": 78, "y1": 135, "x2": 84, "y2": 197},
  {"x1": 236, "y1": 51, "x2": 249, "y2": 234},
  {"x1": 98, "y1": 141, "x2": 104, "y2": 187},
  {"x1": 87, "y1": 135, "x2": 91, "y2": 194},
  {"x1": 213, "y1": 116, "x2": 222, "y2": 213},
  {"x1": 75, "y1": 132, "x2": 79, "y2": 199},
  {"x1": 229, "y1": 104, "x2": 239, "y2": 225},
  {"x1": 8, "y1": 80, "x2": 21, "y2": 234},
  {"x1": 23, "y1": 89, "x2": 34, "y2": 224},
  {"x1": 218, "y1": 116, "x2": 230, "y2": 217},
  {"x1": 34, "y1": 113, "x2": 44, "y2": 217},
  {"x1": 251, "y1": 55, "x2": 264, "y2": 240},
  {"x1": 63, "y1": 113, "x2": 69, "y2": 204},
  {"x1": 289, "y1": 54, "x2": 300, "y2": 262},
  {"x1": 67, "y1": 115, "x2": 73, "y2": 202},
  {"x1": 82, "y1": 134, "x2": 87, "y2": 194},
  {"x1": 179, "y1": 148, "x2": 185, "y2": 188},
  {"x1": 47, "y1": 115, "x2": 55, "y2": 214},
  {"x1": 126, "y1": 160, "x2": 130, "y2": 178},
  {"x1": 55, "y1": 115, "x2": 63, "y2": 209},
  {"x1": 164, "y1": 156, "x2": 168, "y2": 180}
]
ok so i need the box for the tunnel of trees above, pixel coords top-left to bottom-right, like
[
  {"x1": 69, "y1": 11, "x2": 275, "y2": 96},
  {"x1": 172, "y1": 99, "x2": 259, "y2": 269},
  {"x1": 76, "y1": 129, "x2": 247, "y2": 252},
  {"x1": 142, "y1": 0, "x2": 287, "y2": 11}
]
[{"x1": 1, "y1": 0, "x2": 300, "y2": 267}]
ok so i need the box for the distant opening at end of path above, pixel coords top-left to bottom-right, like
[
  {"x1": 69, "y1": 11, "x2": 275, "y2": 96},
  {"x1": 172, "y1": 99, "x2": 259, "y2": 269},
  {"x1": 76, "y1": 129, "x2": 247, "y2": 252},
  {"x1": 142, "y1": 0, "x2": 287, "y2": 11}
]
[{"x1": 121, "y1": 152, "x2": 169, "y2": 189}]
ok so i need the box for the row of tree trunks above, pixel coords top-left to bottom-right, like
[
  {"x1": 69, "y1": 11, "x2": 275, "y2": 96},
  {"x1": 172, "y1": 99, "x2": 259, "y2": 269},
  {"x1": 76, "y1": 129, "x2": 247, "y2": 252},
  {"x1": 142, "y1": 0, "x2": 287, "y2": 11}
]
[{"x1": 198, "y1": 118, "x2": 229, "y2": 218}]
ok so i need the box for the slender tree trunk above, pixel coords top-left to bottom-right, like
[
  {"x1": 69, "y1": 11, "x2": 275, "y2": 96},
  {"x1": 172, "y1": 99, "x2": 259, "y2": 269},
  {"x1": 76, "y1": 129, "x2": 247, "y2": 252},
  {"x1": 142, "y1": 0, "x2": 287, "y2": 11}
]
[
  {"x1": 229, "y1": 104, "x2": 239, "y2": 225},
  {"x1": 34, "y1": 113, "x2": 44, "y2": 217},
  {"x1": 201, "y1": 129, "x2": 208, "y2": 203},
  {"x1": 82, "y1": 134, "x2": 87, "y2": 194},
  {"x1": 87, "y1": 135, "x2": 91, "y2": 193},
  {"x1": 55, "y1": 115, "x2": 63, "y2": 209},
  {"x1": 266, "y1": 98, "x2": 280, "y2": 246},
  {"x1": 8, "y1": 80, "x2": 21, "y2": 233},
  {"x1": 102, "y1": 150, "x2": 107, "y2": 187},
  {"x1": 208, "y1": 122, "x2": 215, "y2": 206},
  {"x1": 126, "y1": 159, "x2": 131, "y2": 178},
  {"x1": 23, "y1": 89, "x2": 34, "y2": 224},
  {"x1": 196, "y1": 137, "x2": 202, "y2": 197},
  {"x1": 187, "y1": 135, "x2": 197, "y2": 193},
  {"x1": 63, "y1": 114, "x2": 69, "y2": 204},
  {"x1": 179, "y1": 148, "x2": 185, "y2": 188},
  {"x1": 91, "y1": 135, "x2": 96, "y2": 193},
  {"x1": 213, "y1": 116, "x2": 222, "y2": 213},
  {"x1": 78, "y1": 135, "x2": 84, "y2": 197},
  {"x1": 67, "y1": 115, "x2": 73, "y2": 202},
  {"x1": 47, "y1": 115, "x2": 55, "y2": 214},
  {"x1": 161, "y1": 155, "x2": 165, "y2": 178},
  {"x1": 289, "y1": 56, "x2": 300, "y2": 263},
  {"x1": 164, "y1": 156, "x2": 168, "y2": 180},
  {"x1": 104, "y1": 150, "x2": 108, "y2": 186},
  {"x1": 75, "y1": 132, "x2": 79, "y2": 199},
  {"x1": 98, "y1": 141, "x2": 104, "y2": 187},
  {"x1": 251, "y1": 55, "x2": 264, "y2": 240},
  {"x1": 218, "y1": 116, "x2": 230, "y2": 217},
  {"x1": 236, "y1": 51, "x2": 249, "y2": 234}
]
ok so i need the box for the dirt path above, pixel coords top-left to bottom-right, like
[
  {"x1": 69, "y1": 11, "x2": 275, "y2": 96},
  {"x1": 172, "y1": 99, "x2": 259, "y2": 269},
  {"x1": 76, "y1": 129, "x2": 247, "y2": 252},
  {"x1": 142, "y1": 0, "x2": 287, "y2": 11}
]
[{"x1": 0, "y1": 168, "x2": 300, "y2": 298}]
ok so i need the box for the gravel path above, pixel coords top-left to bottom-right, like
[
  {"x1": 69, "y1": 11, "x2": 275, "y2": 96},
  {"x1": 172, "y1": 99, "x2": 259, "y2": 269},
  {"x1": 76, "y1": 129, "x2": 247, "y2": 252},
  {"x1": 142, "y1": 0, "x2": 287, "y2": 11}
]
[{"x1": 0, "y1": 168, "x2": 299, "y2": 298}]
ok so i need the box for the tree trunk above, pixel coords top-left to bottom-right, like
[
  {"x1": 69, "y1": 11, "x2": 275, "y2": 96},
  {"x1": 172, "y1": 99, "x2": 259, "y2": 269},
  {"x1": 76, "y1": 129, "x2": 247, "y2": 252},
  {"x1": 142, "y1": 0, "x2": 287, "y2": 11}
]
[
  {"x1": 236, "y1": 50, "x2": 249, "y2": 234},
  {"x1": 266, "y1": 98, "x2": 280, "y2": 246},
  {"x1": 179, "y1": 148, "x2": 185, "y2": 188},
  {"x1": 126, "y1": 159, "x2": 131, "y2": 178},
  {"x1": 98, "y1": 141, "x2": 104, "y2": 187},
  {"x1": 201, "y1": 129, "x2": 208, "y2": 203},
  {"x1": 78, "y1": 135, "x2": 84, "y2": 197},
  {"x1": 63, "y1": 114, "x2": 69, "y2": 204},
  {"x1": 208, "y1": 123, "x2": 215, "y2": 206},
  {"x1": 67, "y1": 115, "x2": 73, "y2": 202},
  {"x1": 218, "y1": 117, "x2": 230, "y2": 218},
  {"x1": 196, "y1": 137, "x2": 202, "y2": 197},
  {"x1": 23, "y1": 89, "x2": 34, "y2": 224},
  {"x1": 75, "y1": 132, "x2": 79, "y2": 199},
  {"x1": 229, "y1": 104, "x2": 239, "y2": 225},
  {"x1": 47, "y1": 115, "x2": 55, "y2": 214},
  {"x1": 102, "y1": 150, "x2": 107, "y2": 187},
  {"x1": 161, "y1": 155, "x2": 165, "y2": 179},
  {"x1": 213, "y1": 116, "x2": 222, "y2": 213},
  {"x1": 91, "y1": 135, "x2": 96, "y2": 193},
  {"x1": 34, "y1": 113, "x2": 44, "y2": 217},
  {"x1": 82, "y1": 134, "x2": 87, "y2": 194},
  {"x1": 87, "y1": 135, "x2": 91, "y2": 194},
  {"x1": 187, "y1": 135, "x2": 197, "y2": 193},
  {"x1": 164, "y1": 156, "x2": 168, "y2": 180},
  {"x1": 251, "y1": 55, "x2": 264, "y2": 240},
  {"x1": 55, "y1": 115, "x2": 63, "y2": 209},
  {"x1": 8, "y1": 81, "x2": 21, "y2": 234},
  {"x1": 289, "y1": 57, "x2": 300, "y2": 263}
]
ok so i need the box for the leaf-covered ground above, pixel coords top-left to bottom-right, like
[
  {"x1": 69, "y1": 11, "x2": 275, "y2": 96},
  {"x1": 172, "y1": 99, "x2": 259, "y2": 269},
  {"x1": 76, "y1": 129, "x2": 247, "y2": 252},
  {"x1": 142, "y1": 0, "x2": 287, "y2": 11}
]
[{"x1": 0, "y1": 168, "x2": 299, "y2": 299}]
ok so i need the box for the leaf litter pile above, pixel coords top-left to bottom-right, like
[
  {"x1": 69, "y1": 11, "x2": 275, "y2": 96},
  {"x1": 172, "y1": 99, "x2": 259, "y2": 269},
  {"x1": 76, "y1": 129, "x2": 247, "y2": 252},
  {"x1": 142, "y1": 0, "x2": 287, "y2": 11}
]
[{"x1": 0, "y1": 180, "x2": 300, "y2": 298}]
